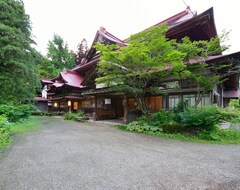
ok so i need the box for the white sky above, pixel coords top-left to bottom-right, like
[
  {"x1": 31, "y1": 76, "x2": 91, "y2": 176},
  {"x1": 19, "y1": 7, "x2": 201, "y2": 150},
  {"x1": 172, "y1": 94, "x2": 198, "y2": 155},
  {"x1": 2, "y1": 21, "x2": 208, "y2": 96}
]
[{"x1": 22, "y1": 0, "x2": 239, "y2": 55}]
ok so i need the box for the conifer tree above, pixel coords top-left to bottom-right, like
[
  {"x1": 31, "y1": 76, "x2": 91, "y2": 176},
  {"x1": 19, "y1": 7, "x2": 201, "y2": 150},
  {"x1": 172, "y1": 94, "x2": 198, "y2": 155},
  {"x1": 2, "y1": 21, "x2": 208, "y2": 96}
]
[{"x1": 0, "y1": 0, "x2": 40, "y2": 103}]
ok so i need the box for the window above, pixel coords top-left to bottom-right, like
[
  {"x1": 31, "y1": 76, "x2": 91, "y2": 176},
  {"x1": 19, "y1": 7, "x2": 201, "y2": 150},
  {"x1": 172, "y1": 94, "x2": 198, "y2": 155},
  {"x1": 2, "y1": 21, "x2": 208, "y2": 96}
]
[
  {"x1": 166, "y1": 81, "x2": 179, "y2": 89},
  {"x1": 59, "y1": 102, "x2": 66, "y2": 108},
  {"x1": 81, "y1": 100, "x2": 94, "y2": 108},
  {"x1": 200, "y1": 94, "x2": 211, "y2": 106},
  {"x1": 180, "y1": 79, "x2": 197, "y2": 89},
  {"x1": 73, "y1": 102, "x2": 78, "y2": 110},
  {"x1": 183, "y1": 94, "x2": 196, "y2": 107},
  {"x1": 169, "y1": 95, "x2": 180, "y2": 109}
]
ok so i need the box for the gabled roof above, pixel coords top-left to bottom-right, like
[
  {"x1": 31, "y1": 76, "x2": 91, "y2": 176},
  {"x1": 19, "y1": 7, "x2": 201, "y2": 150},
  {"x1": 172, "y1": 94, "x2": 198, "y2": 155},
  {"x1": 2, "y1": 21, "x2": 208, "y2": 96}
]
[
  {"x1": 167, "y1": 7, "x2": 217, "y2": 40},
  {"x1": 124, "y1": 7, "x2": 217, "y2": 42},
  {"x1": 84, "y1": 27, "x2": 127, "y2": 63},
  {"x1": 52, "y1": 82, "x2": 64, "y2": 88},
  {"x1": 154, "y1": 7, "x2": 196, "y2": 28},
  {"x1": 43, "y1": 70, "x2": 85, "y2": 90},
  {"x1": 34, "y1": 96, "x2": 48, "y2": 101},
  {"x1": 189, "y1": 51, "x2": 240, "y2": 65},
  {"x1": 71, "y1": 56, "x2": 99, "y2": 73},
  {"x1": 60, "y1": 70, "x2": 84, "y2": 88},
  {"x1": 97, "y1": 27, "x2": 126, "y2": 47},
  {"x1": 40, "y1": 78, "x2": 54, "y2": 84}
]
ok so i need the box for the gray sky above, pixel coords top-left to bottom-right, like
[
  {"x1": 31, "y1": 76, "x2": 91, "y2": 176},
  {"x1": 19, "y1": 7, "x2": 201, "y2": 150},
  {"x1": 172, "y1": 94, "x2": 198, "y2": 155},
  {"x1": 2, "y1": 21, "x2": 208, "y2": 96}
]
[{"x1": 23, "y1": 0, "x2": 239, "y2": 55}]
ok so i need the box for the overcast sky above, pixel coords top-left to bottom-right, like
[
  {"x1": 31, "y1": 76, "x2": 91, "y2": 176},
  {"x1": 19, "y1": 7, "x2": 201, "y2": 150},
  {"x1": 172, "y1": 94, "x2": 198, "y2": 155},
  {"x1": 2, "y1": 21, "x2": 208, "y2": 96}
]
[{"x1": 22, "y1": 0, "x2": 239, "y2": 55}]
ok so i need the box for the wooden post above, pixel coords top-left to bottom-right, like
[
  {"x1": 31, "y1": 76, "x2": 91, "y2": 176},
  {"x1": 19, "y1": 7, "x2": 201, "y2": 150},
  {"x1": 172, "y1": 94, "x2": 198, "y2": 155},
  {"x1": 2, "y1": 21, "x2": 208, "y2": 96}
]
[
  {"x1": 93, "y1": 96, "x2": 97, "y2": 121},
  {"x1": 123, "y1": 94, "x2": 128, "y2": 124}
]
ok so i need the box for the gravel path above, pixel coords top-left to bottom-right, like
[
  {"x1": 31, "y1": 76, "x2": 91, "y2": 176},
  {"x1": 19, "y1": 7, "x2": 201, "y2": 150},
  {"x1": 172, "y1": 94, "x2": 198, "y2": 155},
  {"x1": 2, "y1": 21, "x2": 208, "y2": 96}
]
[{"x1": 0, "y1": 116, "x2": 240, "y2": 190}]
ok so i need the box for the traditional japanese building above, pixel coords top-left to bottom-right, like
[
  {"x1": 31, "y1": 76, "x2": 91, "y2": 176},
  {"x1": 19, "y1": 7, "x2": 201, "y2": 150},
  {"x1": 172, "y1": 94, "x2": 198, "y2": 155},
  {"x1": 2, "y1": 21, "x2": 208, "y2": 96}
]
[{"x1": 36, "y1": 7, "x2": 240, "y2": 122}]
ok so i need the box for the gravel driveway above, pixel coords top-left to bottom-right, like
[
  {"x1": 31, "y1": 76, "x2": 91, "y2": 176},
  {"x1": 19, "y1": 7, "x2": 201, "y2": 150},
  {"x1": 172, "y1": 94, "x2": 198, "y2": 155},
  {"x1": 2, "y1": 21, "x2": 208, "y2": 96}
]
[{"x1": 0, "y1": 116, "x2": 240, "y2": 190}]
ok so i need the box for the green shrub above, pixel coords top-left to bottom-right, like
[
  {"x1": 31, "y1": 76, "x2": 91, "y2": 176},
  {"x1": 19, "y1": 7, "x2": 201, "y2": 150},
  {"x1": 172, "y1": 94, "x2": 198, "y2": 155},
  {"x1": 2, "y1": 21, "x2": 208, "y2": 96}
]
[
  {"x1": 173, "y1": 99, "x2": 189, "y2": 113},
  {"x1": 228, "y1": 99, "x2": 240, "y2": 109},
  {"x1": 0, "y1": 104, "x2": 37, "y2": 122},
  {"x1": 0, "y1": 115, "x2": 12, "y2": 151},
  {"x1": 179, "y1": 105, "x2": 235, "y2": 131},
  {"x1": 126, "y1": 121, "x2": 162, "y2": 133},
  {"x1": 32, "y1": 110, "x2": 52, "y2": 116},
  {"x1": 151, "y1": 110, "x2": 174, "y2": 126},
  {"x1": 217, "y1": 129, "x2": 240, "y2": 142},
  {"x1": 172, "y1": 99, "x2": 189, "y2": 123},
  {"x1": 197, "y1": 129, "x2": 221, "y2": 141},
  {"x1": 64, "y1": 111, "x2": 85, "y2": 120},
  {"x1": 197, "y1": 128, "x2": 240, "y2": 142},
  {"x1": 160, "y1": 124, "x2": 184, "y2": 134}
]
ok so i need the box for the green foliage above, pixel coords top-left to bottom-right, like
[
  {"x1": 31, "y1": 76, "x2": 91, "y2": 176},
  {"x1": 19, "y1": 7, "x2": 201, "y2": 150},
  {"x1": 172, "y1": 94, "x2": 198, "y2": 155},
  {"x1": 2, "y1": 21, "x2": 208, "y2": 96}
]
[
  {"x1": 95, "y1": 24, "x2": 187, "y2": 116},
  {"x1": 197, "y1": 129, "x2": 221, "y2": 141},
  {"x1": 160, "y1": 124, "x2": 184, "y2": 134},
  {"x1": 197, "y1": 128, "x2": 240, "y2": 142},
  {"x1": 32, "y1": 110, "x2": 52, "y2": 116},
  {"x1": 173, "y1": 99, "x2": 189, "y2": 113},
  {"x1": 75, "y1": 38, "x2": 89, "y2": 64},
  {"x1": 0, "y1": 115, "x2": 12, "y2": 151},
  {"x1": 172, "y1": 99, "x2": 189, "y2": 122},
  {"x1": 122, "y1": 104, "x2": 240, "y2": 143},
  {"x1": 10, "y1": 116, "x2": 40, "y2": 134},
  {"x1": 0, "y1": 0, "x2": 40, "y2": 103},
  {"x1": 151, "y1": 110, "x2": 175, "y2": 126},
  {"x1": 178, "y1": 105, "x2": 235, "y2": 131},
  {"x1": 228, "y1": 99, "x2": 240, "y2": 109},
  {"x1": 126, "y1": 121, "x2": 162, "y2": 133},
  {"x1": 0, "y1": 104, "x2": 36, "y2": 122},
  {"x1": 216, "y1": 129, "x2": 240, "y2": 143},
  {"x1": 40, "y1": 34, "x2": 75, "y2": 78},
  {"x1": 64, "y1": 111, "x2": 86, "y2": 120},
  {"x1": 95, "y1": 24, "x2": 227, "y2": 114}
]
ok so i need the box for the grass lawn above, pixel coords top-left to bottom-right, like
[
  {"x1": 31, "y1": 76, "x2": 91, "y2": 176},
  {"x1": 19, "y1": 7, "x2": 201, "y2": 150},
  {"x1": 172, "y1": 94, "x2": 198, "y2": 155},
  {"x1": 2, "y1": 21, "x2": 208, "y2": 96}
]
[
  {"x1": 116, "y1": 125, "x2": 240, "y2": 144},
  {"x1": 0, "y1": 116, "x2": 40, "y2": 157},
  {"x1": 11, "y1": 116, "x2": 40, "y2": 134}
]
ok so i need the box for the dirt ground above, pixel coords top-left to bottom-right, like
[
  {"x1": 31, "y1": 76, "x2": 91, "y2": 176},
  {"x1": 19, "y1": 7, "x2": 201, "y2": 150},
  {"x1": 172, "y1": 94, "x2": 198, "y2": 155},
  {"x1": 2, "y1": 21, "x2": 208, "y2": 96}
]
[{"x1": 0, "y1": 116, "x2": 240, "y2": 190}]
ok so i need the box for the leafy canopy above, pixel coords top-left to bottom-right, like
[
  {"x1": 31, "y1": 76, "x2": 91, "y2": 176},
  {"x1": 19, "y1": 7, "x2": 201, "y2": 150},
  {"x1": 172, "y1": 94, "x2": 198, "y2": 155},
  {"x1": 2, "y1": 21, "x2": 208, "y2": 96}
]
[
  {"x1": 95, "y1": 24, "x2": 190, "y2": 115},
  {"x1": 0, "y1": 0, "x2": 40, "y2": 104},
  {"x1": 38, "y1": 34, "x2": 76, "y2": 78},
  {"x1": 95, "y1": 24, "x2": 225, "y2": 114}
]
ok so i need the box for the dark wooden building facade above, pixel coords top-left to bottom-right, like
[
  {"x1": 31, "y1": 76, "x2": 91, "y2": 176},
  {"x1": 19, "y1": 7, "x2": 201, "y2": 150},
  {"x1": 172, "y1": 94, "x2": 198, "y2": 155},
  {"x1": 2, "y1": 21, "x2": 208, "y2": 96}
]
[{"x1": 36, "y1": 7, "x2": 240, "y2": 122}]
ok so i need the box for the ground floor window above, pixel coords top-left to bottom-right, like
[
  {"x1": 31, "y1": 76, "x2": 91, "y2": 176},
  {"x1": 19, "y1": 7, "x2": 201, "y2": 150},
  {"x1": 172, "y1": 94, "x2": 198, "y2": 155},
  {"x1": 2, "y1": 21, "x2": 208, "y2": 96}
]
[
  {"x1": 59, "y1": 102, "x2": 66, "y2": 108},
  {"x1": 169, "y1": 95, "x2": 180, "y2": 109},
  {"x1": 81, "y1": 99, "x2": 94, "y2": 108},
  {"x1": 200, "y1": 94, "x2": 211, "y2": 106},
  {"x1": 183, "y1": 94, "x2": 196, "y2": 107},
  {"x1": 169, "y1": 93, "x2": 211, "y2": 108}
]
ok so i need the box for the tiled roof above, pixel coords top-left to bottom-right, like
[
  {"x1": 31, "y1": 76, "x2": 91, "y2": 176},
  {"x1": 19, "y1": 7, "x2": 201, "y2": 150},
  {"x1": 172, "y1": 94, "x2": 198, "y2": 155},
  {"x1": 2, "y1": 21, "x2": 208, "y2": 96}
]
[
  {"x1": 52, "y1": 82, "x2": 64, "y2": 88},
  {"x1": 34, "y1": 97, "x2": 48, "y2": 101},
  {"x1": 40, "y1": 78, "x2": 53, "y2": 84},
  {"x1": 155, "y1": 7, "x2": 195, "y2": 28},
  {"x1": 60, "y1": 70, "x2": 84, "y2": 88},
  {"x1": 82, "y1": 88, "x2": 114, "y2": 95}
]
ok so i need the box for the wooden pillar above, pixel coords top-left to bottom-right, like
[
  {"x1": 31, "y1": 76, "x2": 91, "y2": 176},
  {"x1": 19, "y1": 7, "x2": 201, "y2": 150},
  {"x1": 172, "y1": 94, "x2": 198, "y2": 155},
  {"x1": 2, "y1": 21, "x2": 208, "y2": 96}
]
[
  {"x1": 93, "y1": 96, "x2": 97, "y2": 121},
  {"x1": 123, "y1": 94, "x2": 128, "y2": 124}
]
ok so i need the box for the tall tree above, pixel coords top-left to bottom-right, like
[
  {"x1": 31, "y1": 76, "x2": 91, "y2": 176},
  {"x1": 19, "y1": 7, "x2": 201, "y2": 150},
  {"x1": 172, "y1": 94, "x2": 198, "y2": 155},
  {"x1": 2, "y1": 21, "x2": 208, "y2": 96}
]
[
  {"x1": 95, "y1": 24, "x2": 226, "y2": 118},
  {"x1": 177, "y1": 33, "x2": 235, "y2": 106},
  {"x1": 95, "y1": 25, "x2": 187, "y2": 117},
  {"x1": 75, "y1": 38, "x2": 88, "y2": 65},
  {"x1": 47, "y1": 34, "x2": 75, "y2": 70},
  {"x1": 0, "y1": 0, "x2": 40, "y2": 104}
]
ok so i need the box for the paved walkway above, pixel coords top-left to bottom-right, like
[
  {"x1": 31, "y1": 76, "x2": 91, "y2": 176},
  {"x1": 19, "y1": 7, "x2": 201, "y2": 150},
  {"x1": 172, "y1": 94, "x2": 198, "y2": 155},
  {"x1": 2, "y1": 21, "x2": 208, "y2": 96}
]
[{"x1": 0, "y1": 117, "x2": 240, "y2": 190}]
